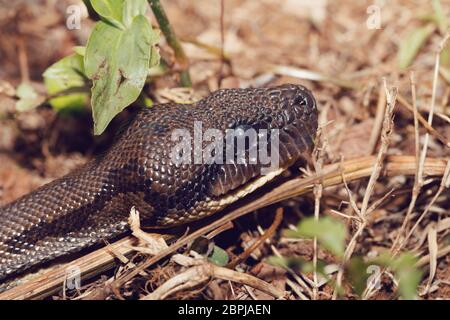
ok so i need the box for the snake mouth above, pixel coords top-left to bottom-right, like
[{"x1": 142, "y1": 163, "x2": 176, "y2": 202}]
[
  {"x1": 275, "y1": 85, "x2": 318, "y2": 166},
  {"x1": 277, "y1": 119, "x2": 316, "y2": 167}
]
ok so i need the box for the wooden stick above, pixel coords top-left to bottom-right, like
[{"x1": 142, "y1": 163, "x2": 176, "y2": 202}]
[{"x1": 0, "y1": 237, "x2": 135, "y2": 300}]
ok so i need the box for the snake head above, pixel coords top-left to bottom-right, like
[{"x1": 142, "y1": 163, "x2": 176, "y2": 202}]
[
  {"x1": 210, "y1": 84, "x2": 319, "y2": 167},
  {"x1": 202, "y1": 83, "x2": 318, "y2": 145},
  {"x1": 186, "y1": 84, "x2": 319, "y2": 205},
  {"x1": 258, "y1": 83, "x2": 318, "y2": 139},
  {"x1": 261, "y1": 84, "x2": 318, "y2": 161}
]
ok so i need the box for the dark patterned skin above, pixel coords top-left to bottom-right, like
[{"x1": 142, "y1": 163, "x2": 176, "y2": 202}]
[{"x1": 0, "y1": 84, "x2": 318, "y2": 282}]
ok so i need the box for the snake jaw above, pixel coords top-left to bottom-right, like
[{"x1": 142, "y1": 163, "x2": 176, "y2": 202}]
[{"x1": 158, "y1": 166, "x2": 287, "y2": 226}]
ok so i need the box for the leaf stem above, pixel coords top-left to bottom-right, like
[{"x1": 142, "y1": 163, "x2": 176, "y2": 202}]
[{"x1": 148, "y1": 0, "x2": 192, "y2": 87}]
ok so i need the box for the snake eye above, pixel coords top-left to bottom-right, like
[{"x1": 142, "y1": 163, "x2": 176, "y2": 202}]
[{"x1": 293, "y1": 95, "x2": 308, "y2": 106}]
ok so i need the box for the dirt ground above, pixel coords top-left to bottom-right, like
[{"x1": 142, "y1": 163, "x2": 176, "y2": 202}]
[{"x1": 0, "y1": 0, "x2": 448, "y2": 300}]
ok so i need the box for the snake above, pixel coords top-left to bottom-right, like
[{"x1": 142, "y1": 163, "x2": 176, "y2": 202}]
[{"x1": 0, "y1": 84, "x2": 318, "y2": 283}]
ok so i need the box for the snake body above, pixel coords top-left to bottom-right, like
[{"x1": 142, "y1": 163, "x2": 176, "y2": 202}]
[{"x1": 0, "y1": 84, "x2": 317, "y2": 282}]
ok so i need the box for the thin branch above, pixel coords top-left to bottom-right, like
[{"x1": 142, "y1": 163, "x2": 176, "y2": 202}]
[
  {"x1": 391, "y1": 72, "x2": 422, "y2": 251},
  {"x1": 148, "y1": 0, "x2": 192, "y2": 87},
  {"x1": 311, "y1": 113, "x2": 327, "y2": 299}
]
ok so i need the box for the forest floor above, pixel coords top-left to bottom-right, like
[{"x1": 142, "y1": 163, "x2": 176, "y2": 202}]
[{"x1": 0, "y1": 0, "x2": 448, "y2": 300}]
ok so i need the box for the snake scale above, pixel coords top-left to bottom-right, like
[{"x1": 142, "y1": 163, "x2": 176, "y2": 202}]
[{"x1": 0, "y1": 84, "x2": 318, "y2": 283}]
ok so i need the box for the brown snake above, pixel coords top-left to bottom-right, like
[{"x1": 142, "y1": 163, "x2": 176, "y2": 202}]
[{"x1": 0, "y1": 84, "x2": 318, "y2": 283}]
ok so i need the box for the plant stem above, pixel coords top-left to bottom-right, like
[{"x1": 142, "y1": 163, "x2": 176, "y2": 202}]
[
  {"x1": 82, "y1": 0, "x2": 101, "y2": 21},
  {"x1": 148, "y1": 0, "x2": 192, "y2": 87}
]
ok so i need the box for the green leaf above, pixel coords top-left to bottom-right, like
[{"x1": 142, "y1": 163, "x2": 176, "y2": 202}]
[
  {"x1": 284, "y1": 216, "x2": 347, "y2": 258},
  {"x1": 300, "y1": 259, "x2": 328, "y2": 275},
  {"x1": 208, "y1": 245, "x2": 229, "y2": 266},
  {"x1": 372, "y1": 252, "x2": 423, "y2": 300},
  {"x1": 136, "y1": 93, "x2": 154, "y2": 107},
  {"x1": 346, "y1": 257, "x2": 371, "y2": 296},
  {"x1": 73, "y1": 46, "x2": 86, "y2": 56},
  {"x1": 143, "y1": 96, "x2": 153, "y2": 107},
  {"x1": 90, "y1": 0, "x2": 125, "y2": 29},
  {"x1": 267, "y1": 256, "x2": 328, "y2": 277},
  {"x1": 391, "y1": 253, "x2": 422, "y2": 300},
  {"x1": 15, "y1": 82, "x2": 45, "y2": 111},
  {"x1": 85, "y1": 15, "x2": 160, "y2": 135},
  {"x1": 43, "y1": 53, "x2": 89, "y2": 112},
  {"x1": 90, "y1": 0, "x2": 148, "y2": 29},
  {"x1": 267, "y1": 256, "x2": 307, "y2": 271},
  {"x1": 267, "y1": 256, "x2": 290, "y2": 269},
  {"x1": 432, "y1": 0, "x2": 448, "y2": 35},
  {"x1": 189, "y1": 237, "x2": 229, "y2": 266},
  {"x1": 398, "y1": 24, "x2": 435, "y2": 70},
  {"x1": 123, "y1": 0, "x2": 148, "y2": 27}
]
